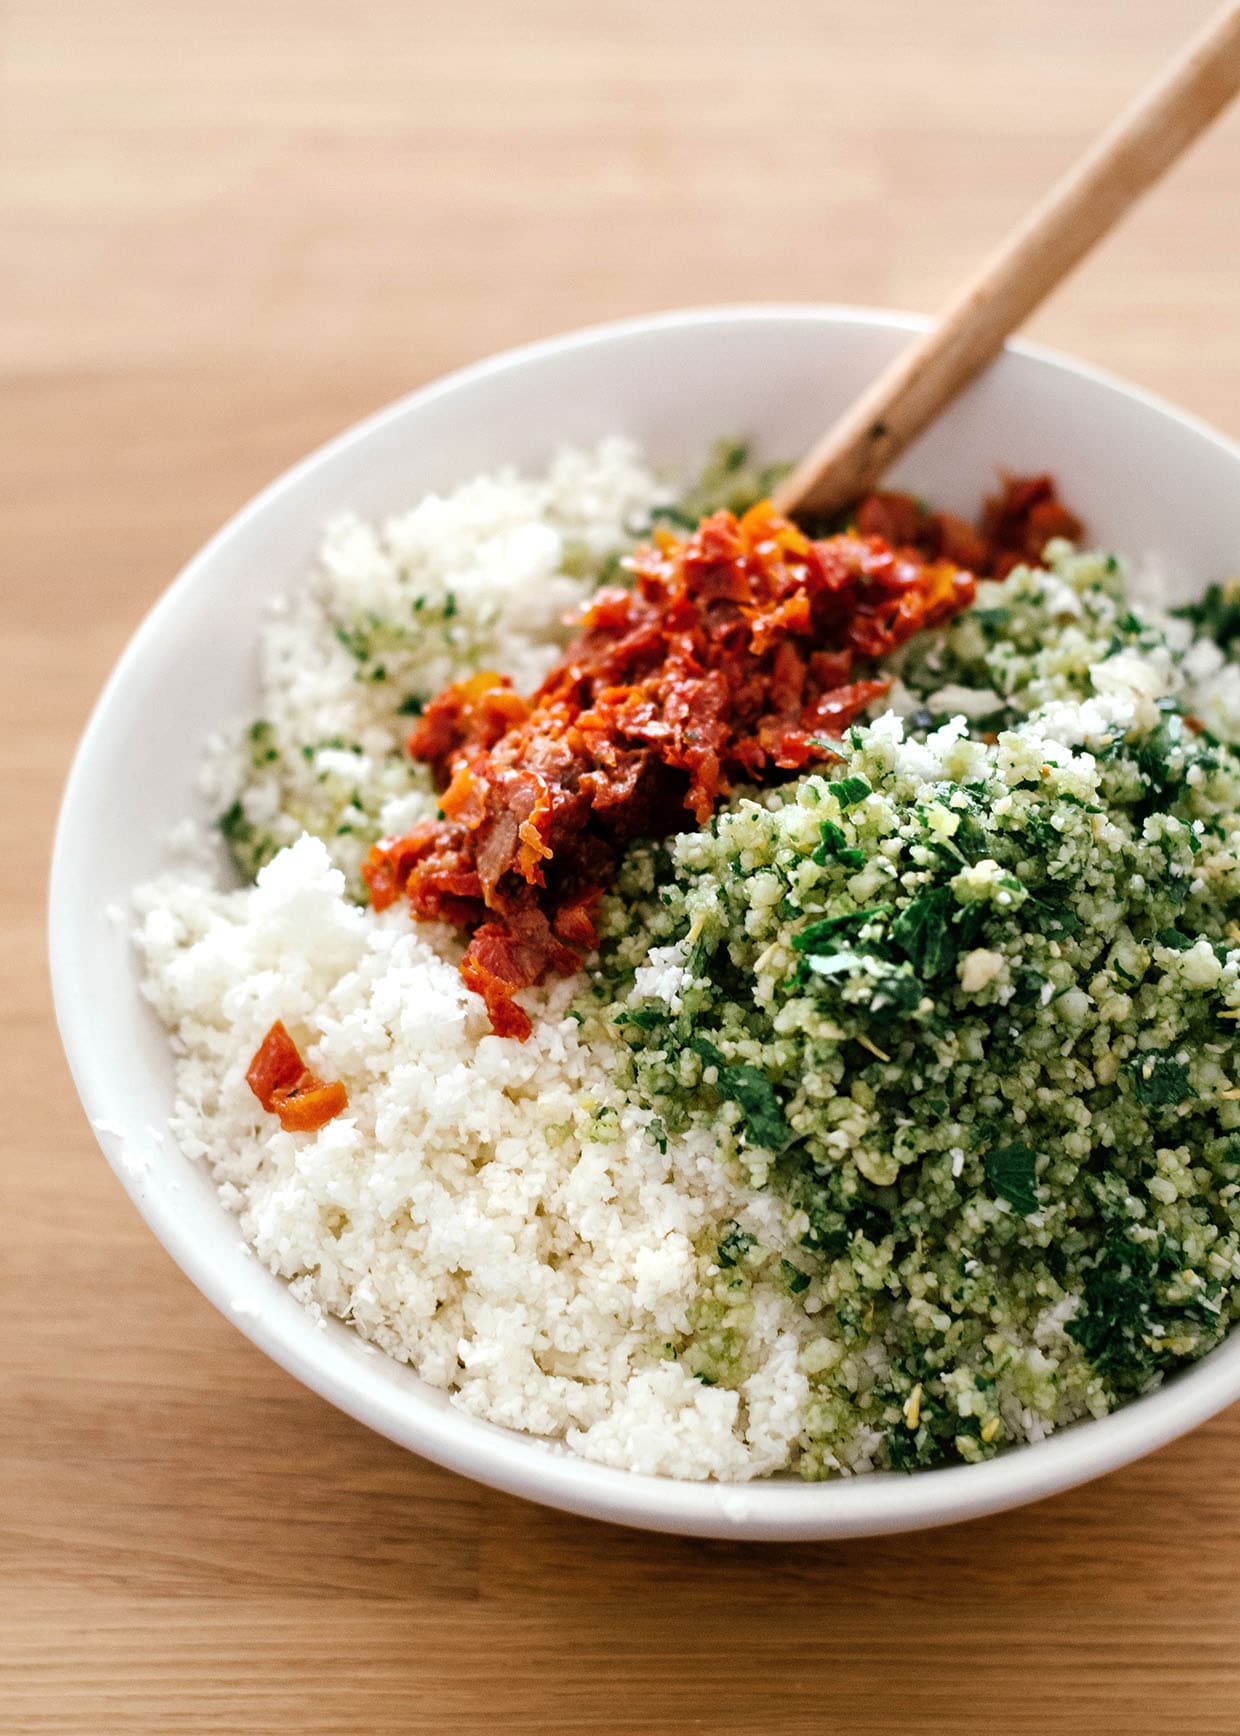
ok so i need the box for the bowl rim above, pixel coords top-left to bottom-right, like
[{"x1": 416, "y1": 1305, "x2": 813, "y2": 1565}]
[{"x1": 50, "y1": 301, "x2": 1240, "y2": 1540}]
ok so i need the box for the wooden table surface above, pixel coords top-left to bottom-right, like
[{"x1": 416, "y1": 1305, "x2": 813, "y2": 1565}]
[{"x1": 6, "y1": 1, "x2": 1240, "y2": 1728}]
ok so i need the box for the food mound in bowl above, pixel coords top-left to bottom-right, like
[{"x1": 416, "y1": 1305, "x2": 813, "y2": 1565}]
[{"x1": 135, "y1": 438, "x2": 1240, "y2": 1482}]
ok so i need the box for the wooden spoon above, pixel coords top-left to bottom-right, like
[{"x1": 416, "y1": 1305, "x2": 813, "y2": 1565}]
[{"x1": 775, "y1": 0, "x2": 1240, "y2": 523}]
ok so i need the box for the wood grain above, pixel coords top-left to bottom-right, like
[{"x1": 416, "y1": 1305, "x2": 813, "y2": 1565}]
[
  {"x1": 777, "y1": 0, "x2": 1240, "y2": 516},
  {"x1": 4, "y1": 1, "x2": 1240, "y2": 1730}
]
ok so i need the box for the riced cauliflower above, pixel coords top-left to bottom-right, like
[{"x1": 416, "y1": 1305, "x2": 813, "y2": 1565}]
[{"x1": 137, "y1": 448, "x2": 1240, "y2": 1481}]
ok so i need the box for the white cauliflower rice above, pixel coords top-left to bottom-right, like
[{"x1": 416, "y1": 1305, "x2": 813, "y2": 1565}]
[{"x1": 136, "y1": 440, "x2": 817, "y2": 1480}]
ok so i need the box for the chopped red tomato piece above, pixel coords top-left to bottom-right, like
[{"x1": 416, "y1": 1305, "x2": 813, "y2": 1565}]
[
  {"x1": 274, "y1": 1078, "x2": 348, "y2": 1132},
  {"x1": 245, "y1": 1020, "x2": 348, "y2": 1133},
  {"x1": 245, "y1": 1020, "x2": 305, "y2": 1105},
  {"x1": 853, "y1": 475, "x2": 1080, "y2": 578},
  {"x1": 979, "y1": 474, "x2": 1083, "y2": 574}
]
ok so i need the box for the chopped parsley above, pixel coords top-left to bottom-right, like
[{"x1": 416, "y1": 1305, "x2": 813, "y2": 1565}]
[
  {"x1": 812, "y1": 819, "x2": 866, "y2": 870},
  {"x1": 981, "y1": 1143, "x2": 1040, "y2": 1217},
  {"x1": 716, "y1": 1222, "x2": 757, "y2": 1268},
  {"x1": 1129, "y1": 1051, "x2": 1193, "y2": 1108},
  {"x1": 828, "y1": 775, "x2": 871, "y2": 809},
  {"x1": 1175, "y1": 580, "x2": 1240, "y2": 654},
  {"x1": 690, "y1": 1037, "x2": 792, "y2": 1153}
]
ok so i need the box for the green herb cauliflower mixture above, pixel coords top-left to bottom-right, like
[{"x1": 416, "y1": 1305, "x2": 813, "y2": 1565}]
[{"x1": 585, "y1": 547, "x2": 1240, "y2": 1474}]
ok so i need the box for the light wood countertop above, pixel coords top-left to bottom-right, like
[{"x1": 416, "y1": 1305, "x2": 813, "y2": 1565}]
[{"x1": 5, "y1": 1, "x2": 1240, "y2": 1728}]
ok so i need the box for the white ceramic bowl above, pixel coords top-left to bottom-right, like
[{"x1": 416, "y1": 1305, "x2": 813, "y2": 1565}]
[{"x1": 51, "y1": 306, "x2": 1240, "y2": 1539}]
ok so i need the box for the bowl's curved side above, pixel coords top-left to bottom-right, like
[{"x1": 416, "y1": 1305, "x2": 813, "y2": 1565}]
[{"x1": 50, "y1": 304, "x2": 1240, "y2": 1539}]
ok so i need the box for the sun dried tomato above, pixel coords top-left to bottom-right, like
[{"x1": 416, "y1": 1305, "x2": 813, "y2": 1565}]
[
  {"x1": 245, "y1": 1020, "x2": 348, "y2": 1133},
  {"x1": 853, "y1": 475, "x2": 1081, "y2": 579},
  {"x1": 272, "y1": 1078, "x2": 348, "y2": 1133},
  {"x1": 245, "y1": 1020, "x2": 305, "y2": 1105}
]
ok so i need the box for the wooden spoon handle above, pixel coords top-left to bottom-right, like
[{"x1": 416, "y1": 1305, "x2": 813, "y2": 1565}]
[{"x1": 775, "y1": 0, "x2": 1240, "y2": 522}]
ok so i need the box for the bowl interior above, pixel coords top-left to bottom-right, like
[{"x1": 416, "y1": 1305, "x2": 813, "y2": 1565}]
[{"x1": 51, "y1": 306, "x2": 1240, "y2": 1538}]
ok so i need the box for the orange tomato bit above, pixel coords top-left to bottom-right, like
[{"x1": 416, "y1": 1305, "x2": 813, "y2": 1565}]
[
  {"x1": 271, "y1": 1077, "x2": 349, "y2": 1133},
  {"x1": 245, "y1": 1020, "x2": 306, "y2": 1110},
  {"x1": 245, "y1": 1020, "x2": 348, "y2": 1132}
]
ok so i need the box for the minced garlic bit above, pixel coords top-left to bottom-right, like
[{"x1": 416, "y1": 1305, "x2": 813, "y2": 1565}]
[{"x1": 959, "y1": 947, "x2": 1006, "y2": 993}]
